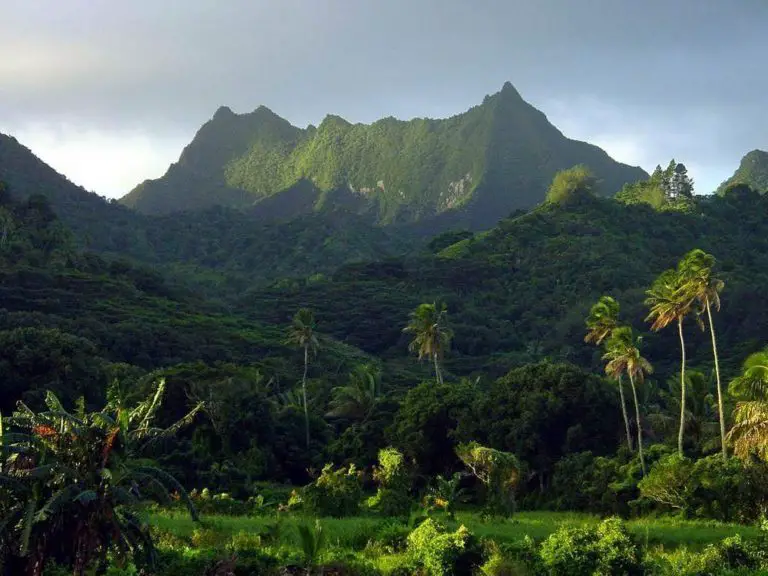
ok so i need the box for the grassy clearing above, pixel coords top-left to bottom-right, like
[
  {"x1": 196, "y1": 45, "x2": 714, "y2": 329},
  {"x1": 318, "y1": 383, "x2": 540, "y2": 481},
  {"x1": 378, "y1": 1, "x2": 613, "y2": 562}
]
[{"x1": 150, "y1": 509, "x2": 760, "y2": 551}]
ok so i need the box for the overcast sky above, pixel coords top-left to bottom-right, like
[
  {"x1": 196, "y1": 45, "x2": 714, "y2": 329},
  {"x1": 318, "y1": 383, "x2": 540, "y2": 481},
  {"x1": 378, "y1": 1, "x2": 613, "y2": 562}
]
[{"x1": 1, "y1": 0, "x2": 766, "y2": 198}]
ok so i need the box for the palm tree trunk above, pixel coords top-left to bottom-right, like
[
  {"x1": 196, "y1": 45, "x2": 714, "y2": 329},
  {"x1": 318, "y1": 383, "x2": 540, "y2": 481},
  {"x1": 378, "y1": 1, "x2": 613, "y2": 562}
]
[
  {"x1": 302, "y1": 345, "x2": 310, "y2": 449},
  {"x1": 706, "y1": 298, "x2": 727, "y2": 459},
  {"x1": 628, "y1": 372, "x2": 646, "y2": 475},
  {"x1": 618, "y1": 376, "x2": 633, "y2": 451},
  {"x1": 677, "y1": 316, "x2": 686, "y2": 456},
  {"x1": 433, "y1": 352, "x2": 443, "y2": 385}
]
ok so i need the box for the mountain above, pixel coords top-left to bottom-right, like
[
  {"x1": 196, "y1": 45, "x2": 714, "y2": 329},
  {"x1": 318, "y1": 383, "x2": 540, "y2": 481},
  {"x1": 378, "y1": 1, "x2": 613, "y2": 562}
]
[
  {"x1": 718, "y1": 149, "x2": 768, "y2": 194},
  {"x1": 0, "y1": 132, "x2": 411, "y2": 289},
  {"x1": 120, "y1": 82, "x2": 648, "y2": 229}
]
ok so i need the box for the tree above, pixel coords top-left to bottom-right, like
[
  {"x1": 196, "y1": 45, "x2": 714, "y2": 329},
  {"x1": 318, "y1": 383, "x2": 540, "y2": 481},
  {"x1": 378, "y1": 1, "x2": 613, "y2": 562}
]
[
  {"x1": 662, "y1": 160, "x2": 694, "y2": 201},
  {"x1": 603, "y1": 326, "x2": 653, "y2": 474},
  {"x1": 0, "y1": 380, "x2": 200, "y2": 575},
  {"x1": 326, "y1": 363, "x2": 381, "y2": 422},
  {"x1": 585, "y1": 296, "x2": 632, "y2": 451},
  {"x1": 403, "y1": 302, "x2": 453, "y2": 385},
  {"x1": 727, "y1": 348, "x2": 768, "y2": 461},
  {"x1": 646, "y1": 268, "x2": 694, "y2": 456},
  {"x1": 456, "y1": 441, "x2": 521, "y2": 516},
  {"x1": 286, "y1": 308, "x2": 319, "y2": 449},
  {"x1": 545, "y1": 165, "x2": 597, "y2": 205},
  {"x1": 678, "y1": 249, "x2": 727, "y2": 458}
]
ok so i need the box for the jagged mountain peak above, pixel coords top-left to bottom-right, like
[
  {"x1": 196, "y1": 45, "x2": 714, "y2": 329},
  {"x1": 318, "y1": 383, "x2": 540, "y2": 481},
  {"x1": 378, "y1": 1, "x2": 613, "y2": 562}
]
[{"x1": 119, "y1": 84, "x2": 648, "y2": 228}]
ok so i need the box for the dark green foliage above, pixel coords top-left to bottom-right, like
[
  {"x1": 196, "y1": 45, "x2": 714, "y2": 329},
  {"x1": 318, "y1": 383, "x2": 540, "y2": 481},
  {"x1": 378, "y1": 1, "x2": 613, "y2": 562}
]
[
  {"x1": 301, "y1": 464, "x2": 363, "y2": 517},
  {"x1": 389, "y1": 380, "x2": 476, "y2": 476},
  {"x1": 638, "y1": 453, "x2": 768, "y2": 522},
  {"x1": 538, "y1": 518, "x2": 643, "y2": 576},
  {"x1": 460, "y1": 362, "x2": 620, "y2": 499},
  {"x1": 0, "y1": 382, "x2": 199, "y2": 575},
  {"x1": 407, "y1": 518, "x2": 482, "y2": 576}
]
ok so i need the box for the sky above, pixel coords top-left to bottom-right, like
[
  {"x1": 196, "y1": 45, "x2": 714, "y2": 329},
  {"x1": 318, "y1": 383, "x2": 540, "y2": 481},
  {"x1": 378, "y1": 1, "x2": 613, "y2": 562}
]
[{"x1": 1, "y1": 0, "x2": 766, "y2": 198}]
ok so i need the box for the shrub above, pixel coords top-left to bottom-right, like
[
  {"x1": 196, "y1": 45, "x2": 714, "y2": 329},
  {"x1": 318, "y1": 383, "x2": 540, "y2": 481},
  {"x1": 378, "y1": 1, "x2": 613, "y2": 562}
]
[
  {"x1": 302, "y1": 463, "x2": 363, "y2": 517},
  {"x1": 639, "y1": 453, "x2": 768, "y2": 522},
  {"x1": 407, "y1": 518, "x2": 482, "y2": 576},
  {"x1": 368, "y1": 447, "x2": 413, "y2": 517},
  {"x1": 456, "y1": 441, "x2": 521, "y2": 517},
  {"x1": 538, "y1": 517, "x2": 643, "y2": 576}
]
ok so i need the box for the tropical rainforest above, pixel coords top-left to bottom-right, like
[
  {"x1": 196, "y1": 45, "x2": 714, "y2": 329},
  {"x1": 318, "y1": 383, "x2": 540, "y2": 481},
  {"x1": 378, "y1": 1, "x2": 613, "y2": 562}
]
[{"x1": 2, "y1": 83, "x2": 768, "y2": 575}]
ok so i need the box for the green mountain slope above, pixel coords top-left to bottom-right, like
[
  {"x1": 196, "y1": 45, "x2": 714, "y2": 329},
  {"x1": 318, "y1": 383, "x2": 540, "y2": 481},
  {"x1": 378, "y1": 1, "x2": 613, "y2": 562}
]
[
  {"x1": 0, "y1": 133, "x2": 411, "y2": 289},
  {"x1": 0, "y1": 189, "x2": 371, "y2": 414},
  {"x1": 240, "y1": 190, "x2": 768, "y2": 381},
  {"x1": 120, "y1": 82, "x2": 648, "y2": 228},
  {"x1": 717, "y1": 149, "x2": 768, "y2": 194}
]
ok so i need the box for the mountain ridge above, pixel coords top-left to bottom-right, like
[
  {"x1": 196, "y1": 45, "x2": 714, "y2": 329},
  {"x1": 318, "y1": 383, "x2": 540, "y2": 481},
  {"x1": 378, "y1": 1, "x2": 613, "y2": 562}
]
[
  {"x1": 718, "y1": 149, "x2": 768, "y2": 195},
  {"x1": 119, "y1": 82, "x2": 648, "y2": 229}
]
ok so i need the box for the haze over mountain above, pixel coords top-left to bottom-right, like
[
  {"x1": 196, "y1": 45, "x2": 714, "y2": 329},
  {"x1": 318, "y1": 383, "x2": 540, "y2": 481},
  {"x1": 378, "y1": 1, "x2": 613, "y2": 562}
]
[{"x1": 120, "y1": 83, "x2": 647, "y2": 229}]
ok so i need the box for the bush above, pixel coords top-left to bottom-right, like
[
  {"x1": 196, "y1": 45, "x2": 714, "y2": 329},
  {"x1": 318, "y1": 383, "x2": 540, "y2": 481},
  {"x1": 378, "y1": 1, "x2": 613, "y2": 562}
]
[
  {"x1": 302, "y1": 463, "x2": 363, "y2": 517},
  {"x1": 368, "y1": 447, "x2": 413, "y2": 517},
  {"x1": 407, "y1": 518, "x2": 483, "y2": 576},
  {"x1": 639, "y1": 454, "x2": 768, "y2": 522},
  {"x1": 538, "y1": 517, "x2": 643, "y2": 576}
]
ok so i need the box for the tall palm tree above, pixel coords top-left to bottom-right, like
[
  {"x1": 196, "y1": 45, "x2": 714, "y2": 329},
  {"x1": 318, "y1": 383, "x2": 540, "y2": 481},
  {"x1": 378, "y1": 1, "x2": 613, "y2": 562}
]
[
  {"x1": 678, "y1": 249, "x2": 727, "y2": 458},
  {"x1": 726, "y1": 349, "x2": 768, "y2": 461},
  {"x1": 645, "y1": 268, "x2": 694, "y2": 455},
  {"x1": 585, "y1": 296, "x2": 632, "y2": 451},
  {"x1": 603, "y1": 326, "x2": 653, "y2": 474},
  {"x1": 286, "y1": 308, "x2": 319, "y2": 448},
  {"x1": 326, "y1": 364, "x2": 381, "y2": 421},
  {"x1": 403, "y1": 302, "x2": 453, "y2": 385}
]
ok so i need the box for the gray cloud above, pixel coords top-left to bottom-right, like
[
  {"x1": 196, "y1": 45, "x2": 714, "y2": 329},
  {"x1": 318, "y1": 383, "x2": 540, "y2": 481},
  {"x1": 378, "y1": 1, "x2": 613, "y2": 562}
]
[{"x1": 1, "y1": 0, "x2": 766, "y2": 195}]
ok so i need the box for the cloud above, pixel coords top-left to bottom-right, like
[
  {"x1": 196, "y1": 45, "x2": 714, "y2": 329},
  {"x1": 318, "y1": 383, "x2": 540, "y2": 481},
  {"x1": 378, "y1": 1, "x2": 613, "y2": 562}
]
[{"x1": 1, "y1": 0, "x2": 766, "y2": 197}]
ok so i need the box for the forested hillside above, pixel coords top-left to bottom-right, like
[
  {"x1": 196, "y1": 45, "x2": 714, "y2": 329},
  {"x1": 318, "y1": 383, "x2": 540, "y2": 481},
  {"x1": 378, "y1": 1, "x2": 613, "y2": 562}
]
[
  {"x1": 3, "y1": 125, "x2": 768, "y2": 576},
  {"x1": 120, "y1": 83, "x2": 647, "y2": 228}
]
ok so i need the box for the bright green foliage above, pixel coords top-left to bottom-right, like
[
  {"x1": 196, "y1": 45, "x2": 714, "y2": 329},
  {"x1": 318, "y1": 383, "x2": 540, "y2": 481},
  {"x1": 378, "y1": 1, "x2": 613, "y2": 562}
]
[
  {"x1": 717, "y1": 149, "x2": 768, "y2": 195},
  {"x1": 297, "y1": 519, "x2": 326, "y2": 568},
  {"x1": 617, "y1": 160, "x2": 694, "y2": 210},
  {"x1": 456, "y1": 441, "x2": 521, "y2": 517},
  {"x1": 301, "y1": 463, "x2": 362, "y2": 518},
  {"x1": 538, "y1": 518, "x2": 643, "y2": 576},
  {"x1": 0, "y1": 381, "x2": 199, "y2": 574},
  {"x1": 544, "y1": 165, "x2": 597, "y2": 205},
  {"x1": 367, "y1": 447, "x2": 412, "y2": 517},
  {"x1": 407, "y1": 518, "x2": 482, "y2": 576}
]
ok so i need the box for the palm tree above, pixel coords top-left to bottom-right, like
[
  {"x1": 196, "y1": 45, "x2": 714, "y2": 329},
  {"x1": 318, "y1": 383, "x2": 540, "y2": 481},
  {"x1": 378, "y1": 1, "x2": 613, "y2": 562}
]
[
  {"x1": 678, "y1": 249, "x2": 727, "y2": 458},
  {"x1": 286, "y1": 308, "x2": 319, "y2": 448},
  {"x1": 326, "y1": 364, "x2": 381, "y2": 421},
  {"x1": 584, "y1": 295, "x2": 620, "y2": 346},
  {"x1": 584, "y1": 296, "x2": 632, "y2": 451},
  {"x1": 403, "y1": 302, "x2": 453, "y2": 385},
  {"x1": 726, "y1": 349, "x2": 768, "y2": 461},
  {"x1": 603, "y1": 326, "x2": 653, "y2": 474},
  {"x1": 645, "y1": 268, "x2": 694, "y2": 456}
]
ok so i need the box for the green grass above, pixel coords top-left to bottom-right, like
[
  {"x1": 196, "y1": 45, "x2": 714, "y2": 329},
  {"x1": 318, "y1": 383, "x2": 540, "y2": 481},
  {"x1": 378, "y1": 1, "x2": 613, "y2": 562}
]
[{"x1": 150, "y1": 509, "x2": 760, "y2": 551}]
